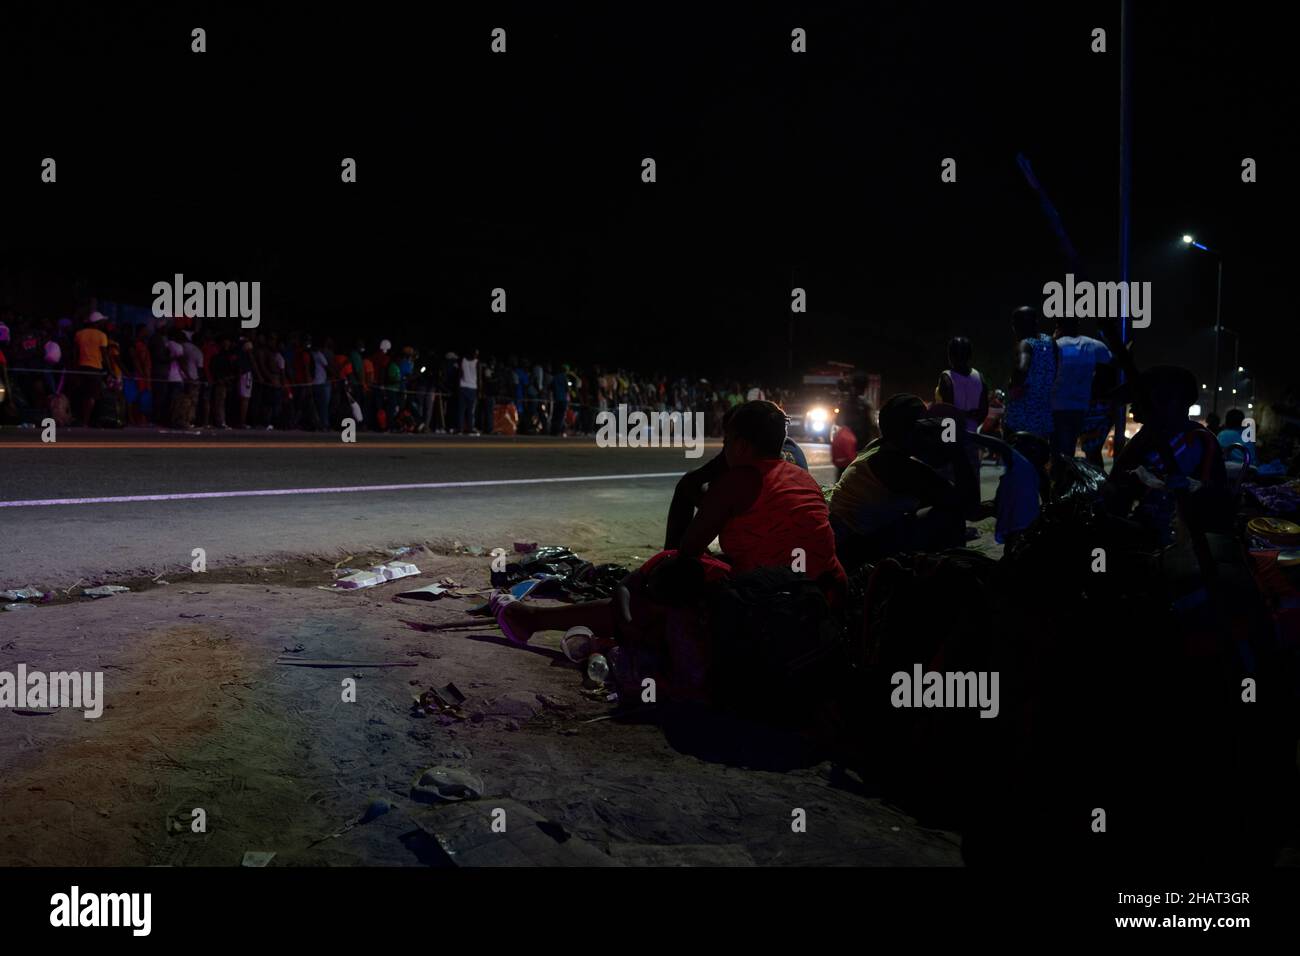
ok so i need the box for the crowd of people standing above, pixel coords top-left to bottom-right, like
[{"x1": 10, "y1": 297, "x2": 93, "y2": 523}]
[{"x1": 0, "y1": 303, "x2": 788, "y2": 437}]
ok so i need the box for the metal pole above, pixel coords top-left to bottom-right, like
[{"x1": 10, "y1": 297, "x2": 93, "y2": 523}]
[
  {"x1": 1211, "y1": 258, "x2": 1222, "y2": 416},
  {"x1": 1233, "y1": 333, "x2": 1239, "y2": 400},
  {"x1": 1115, "y1": 0, "x2": 1134, "y2": 460}
]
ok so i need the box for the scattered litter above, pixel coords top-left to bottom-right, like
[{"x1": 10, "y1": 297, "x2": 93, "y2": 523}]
[
  {"x1": 0, "y1": 588, "x2": 43, "y2": 602},
  {"x1": 387, "y1": 547, "x2": 416, "y2": 557},
  {"x1": 282, "y1": 643, "x2": 306, "y2": 653},
  {"x1": 440, "y1": 577, "x2": 464, "y2": 589},
  {"x1": 4, "y1": 604, "x2": 37, "y2": 612},
  {"x1": 275, "y1": 657, "x2": 417, "y2": 668},
  {"x1": 393, "y1": 583, "x2": 451, "y2": 602},
  {"x1": 561, "y1": 626, "x2": 595, "y2": 663},
  {"x1": 513, "y1": 541, "x2": 538, "y2": 553},
  {"x1": 412, "y1": 683, "x2": 469, "y2": 720},
  {"x1": 179, "y1": 590, "x2": 210, "y2": 595},
  {"x1": 333, "y1": 561, "x2": 421, "y2": 590},
  {"x1": 12, "y1": 709, "x2": 56, "y2": 716},
  {"x1": 334, "y1": 569, "x2": 385, "y2": 590},
  {"x1": 490, "y1": 546, "x2": 630, "y2": 602},
  {"x1": 156, "y1": 580, "x2": 169, "y2": 586},
  {"x1": 466, "y1": 578, "x2": 543, "y2": 615},
  {"x1": 466, "y1": 545, "x2": 485, "y2": 556},
  {"x1": 410, "y1": 766, "x2": 484, "y2": 804},
  {"x1": 240, "y1": 851, "x2": 276, "y2": 867},
  {"x1": 82, "y1": 585, "x2": 130, "y2": 598},
  {"x1": 378, "y1": 561, "x2": 419, "y2": 580},
  {"x1": 179, "y1": 613, "x2": 206, "y2": 619},
  {"x1": 559, "y1": 728, "x2": 579, "y2": 736}
]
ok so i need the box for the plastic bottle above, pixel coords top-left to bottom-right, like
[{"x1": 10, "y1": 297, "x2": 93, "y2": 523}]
[{"x1": 586, "y1": 653, "x2": 610, "y2": 683}]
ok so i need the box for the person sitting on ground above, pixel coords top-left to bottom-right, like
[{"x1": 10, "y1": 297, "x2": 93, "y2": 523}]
[
  {"x1": 496, "y1": 400, "x2": 846, "y2": 649},
  {"x1": 828, "y1": 393, "x2": 979, "y2": 569},
  {"x1": 663, "y1": 402, "x2": 809, "y2": 551},
  {"x1": 1103, "y1": 365, "x2": 1229, "y2": 547}
]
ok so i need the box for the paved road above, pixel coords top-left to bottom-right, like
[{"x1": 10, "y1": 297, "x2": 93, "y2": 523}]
[{"x1": 0, "y1": 430, "x2": 999, "y2": 586}]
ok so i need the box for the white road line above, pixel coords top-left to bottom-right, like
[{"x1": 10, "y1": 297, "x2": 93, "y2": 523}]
[{"x1": 0, "y1": 472, "x2": 687, "y2": 509}]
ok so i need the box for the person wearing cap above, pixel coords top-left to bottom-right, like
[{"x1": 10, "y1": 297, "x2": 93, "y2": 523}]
[{"x1": 71, "y1": 312, "x2": 111, "y2": 427}]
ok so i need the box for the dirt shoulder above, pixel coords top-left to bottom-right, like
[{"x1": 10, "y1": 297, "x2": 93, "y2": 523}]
[{"x1": 0, "y1": 547, "x2": 961, "y2": 866}]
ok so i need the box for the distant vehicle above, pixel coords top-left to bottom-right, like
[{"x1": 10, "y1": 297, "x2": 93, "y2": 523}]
[{"x1": 784, "y1": 362, "x2": 879, "y2": 441}]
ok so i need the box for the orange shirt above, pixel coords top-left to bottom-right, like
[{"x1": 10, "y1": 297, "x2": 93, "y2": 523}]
[{"x1": 74, "y1": 327, "x2": 109, "y2": 369}]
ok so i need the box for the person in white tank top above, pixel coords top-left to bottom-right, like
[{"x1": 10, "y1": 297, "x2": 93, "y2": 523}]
[{"x1": 935, "y1": 336, "x2": 987, "y2": 433}]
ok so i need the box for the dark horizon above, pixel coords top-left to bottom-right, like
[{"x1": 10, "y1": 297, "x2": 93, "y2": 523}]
[{"x1": 1, "y1": 2, "x2": 1293, "y2": 400}]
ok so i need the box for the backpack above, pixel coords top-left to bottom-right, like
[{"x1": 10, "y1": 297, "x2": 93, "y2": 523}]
[{"x1": 706, "y1": 566, "x2": 844, "y2": 718}]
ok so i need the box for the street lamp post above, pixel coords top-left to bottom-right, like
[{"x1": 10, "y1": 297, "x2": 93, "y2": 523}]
[
  {"x1": 1213, "y1": 257, "x2": 1224, "y2": 416},
  {"x1": 1182, "y1": 235, "x2": 1224, "y2": 416}
]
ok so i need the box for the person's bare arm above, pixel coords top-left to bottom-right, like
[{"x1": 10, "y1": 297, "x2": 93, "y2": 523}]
[
  {"x1": 677, "y1": 467, "x2": 759, "y2": 558},
  {"x1": 937, "y1": 372, "x2": 953, "y2": 405},
  {"x1": 1010, "y1": 340, "x2": 1033, "y2": 392},
  {"x1": 664, "y1": 451, "x2": 729, "y2": 549}
]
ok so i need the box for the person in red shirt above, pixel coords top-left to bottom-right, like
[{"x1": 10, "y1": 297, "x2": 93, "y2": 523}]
[
  {"x1": 494, "y1": 401, "x2": 845, "y2": 647},
  {"x1": 831, "y1": 408, "x2": 859, "y2": 477}
]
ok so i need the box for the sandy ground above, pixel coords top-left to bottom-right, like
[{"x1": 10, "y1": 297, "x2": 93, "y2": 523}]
[
  {"x1": 0, "y1": 545, "x2": 964, "y2": 867},
  {"x1": 0, "y1": 435, "x2": 1012, "y2": 866}
]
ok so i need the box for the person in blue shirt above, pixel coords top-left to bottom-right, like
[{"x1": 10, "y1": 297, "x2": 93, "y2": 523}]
[{"x1": 1216, "y1": 408, "x2": 1256, "y2": 464}]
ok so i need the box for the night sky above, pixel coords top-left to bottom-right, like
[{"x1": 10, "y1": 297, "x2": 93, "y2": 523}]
[{"x1": 1, "y1": 2, "x2": 1293, "y2": 400}]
